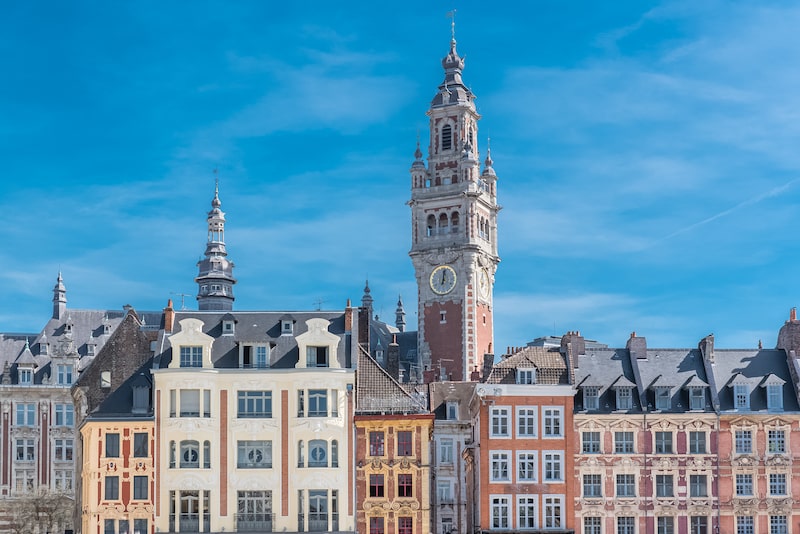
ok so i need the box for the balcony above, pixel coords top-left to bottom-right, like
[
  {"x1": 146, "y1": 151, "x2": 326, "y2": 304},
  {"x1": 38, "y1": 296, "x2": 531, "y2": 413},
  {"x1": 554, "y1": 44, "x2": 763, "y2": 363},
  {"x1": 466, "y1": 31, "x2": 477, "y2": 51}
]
[{"x1": 236, "y1": 512, "x2": 274, "y2": 532}]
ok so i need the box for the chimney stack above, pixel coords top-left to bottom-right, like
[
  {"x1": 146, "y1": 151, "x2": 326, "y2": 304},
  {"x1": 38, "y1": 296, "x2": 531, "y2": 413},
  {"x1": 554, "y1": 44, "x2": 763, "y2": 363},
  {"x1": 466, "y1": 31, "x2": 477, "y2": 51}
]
[{"x1": 627, "y1": 332, "x2": 647, "y2": 360}]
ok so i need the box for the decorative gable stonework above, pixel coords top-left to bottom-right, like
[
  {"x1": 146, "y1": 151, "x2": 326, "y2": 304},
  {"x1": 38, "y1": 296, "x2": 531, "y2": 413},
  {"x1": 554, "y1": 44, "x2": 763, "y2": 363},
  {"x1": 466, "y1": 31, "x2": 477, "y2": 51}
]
[{"x1": 295, "y1": 318, "x2": 341, "y2": 369}]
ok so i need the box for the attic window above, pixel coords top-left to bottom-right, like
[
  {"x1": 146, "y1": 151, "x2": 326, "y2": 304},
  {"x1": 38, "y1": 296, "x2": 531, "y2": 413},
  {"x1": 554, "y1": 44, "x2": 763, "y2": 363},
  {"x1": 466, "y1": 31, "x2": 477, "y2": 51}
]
[
  {"x1": 306, "y1": 346, "x2": 329, "y2": 368},
  {"x1": 446, "y1": 401, "x2": 458, "y2": 420},
  {"x1": 734, "y1": 384, "x2": 750, "y2": 410},
  {"x1": 222, "y1": 321, "x2": 235, "y2": 335},
  {"x1": 689, "y1": 387, "x2": 705, "y2": 410},
  {"x1": 655, "y1": 387, "x2": 671, "y2": 410},
  {"x1": 583, "y1": 386, "x2": 599, "y2": 410},
  {"x1": 616, "y1": 387, "x2": 632, "y2": 410},
  {"x1": 516, "y1": 368, "x2": 535, "y2": 385},
  {"x1": 132, "y1": 385, "x2": 150, "y2": 414},
  {"x1": 282, "y1": 320, "x2": 294, "y2": 335},
  {"x1": 86, "y1": 344, "x2": 95, "y2": 356},
  {"x1": 767, "y1": 384, "x2": 783, "y2": 411},
  {"x1": 18, "y1": 368, "x2": 33, "y2": 385}
]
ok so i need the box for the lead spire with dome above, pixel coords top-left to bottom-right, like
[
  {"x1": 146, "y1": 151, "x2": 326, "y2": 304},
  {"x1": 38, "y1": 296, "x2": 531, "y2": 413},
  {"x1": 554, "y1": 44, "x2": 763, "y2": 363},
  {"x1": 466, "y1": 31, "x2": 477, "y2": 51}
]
[{"x1": 195, "y1": 174, "x2": 237, "y2": 311}]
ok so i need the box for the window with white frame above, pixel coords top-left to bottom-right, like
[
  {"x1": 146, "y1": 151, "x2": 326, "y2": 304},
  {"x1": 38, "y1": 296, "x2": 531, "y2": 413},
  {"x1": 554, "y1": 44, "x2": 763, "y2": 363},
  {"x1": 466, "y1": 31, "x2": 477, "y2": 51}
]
[
  {"x1": 237, "y1": 440, "x2": 272, "y2": 468},
  {"x1": 735, "y1": 474, "x2": 753, "y2": 496},
  {"x1": 490, "y1": 451, "x2": 510, "y2": 482},
  {"x1": 490, "y1": 407, "x2": 510, "y2": 437},
  {"x1": 689, "y1": 387, "x2": 705, "y2": 410},
  {"x1": 16, "y1": 439, "x2": 34, "y2": 461},
  {"x1": 15, "y1": 403, "x2": 35, "y2": 426},
  {"x1": 490, "y1": 495, "x2": 510, "y2": 530},
  {"x1": 737, "y1": 516, "x2": 753, "y2": 534},
  {"x1": 543, "y1": 407, "x2": 562, "y2": 437},
  {"x1": 690, "y1": 475, "x2": 707, "y2": 497},
  {"x1": 616, "y1": 474, "x2": 635, "y2": 497},
  {"x1": 585, "y1": 517, "x2": 602, "y2": 534},
  {"x1": 583, "y1": 474, "x2": 602, "y2": 497},
  {"x1": 517, "y1": 368, "x2": 535, "y2": 384},
  {"x1": 657, "y1": 517, "x2": 674, "y2": 534},
  {"x1": 770, "y1": 516, "x2": 787, "y2": 534},
  {"x1": 517, "y1": 451, "x2": 537, "y2": 482},
  {"x1": 173, "y1": 389, "x2": 211, "y2": 418},
  {"x1": 308, "y1": 389, "x2": 328, "y2": 417},
  {"x1": 689, "y1": 431, "x2": 706, "y2": 454},
  {"x1": 767, "y1": 385, "x2": 783, "y2": 411},
  {"x1": 690, "y1": 516, "x2": 708, "y2": 534},
  {"x1": 616, "y1": 387, "x2": 632, "y2": 410},
  {"x1": 54, "y1": 438, "x2": 73, "y2": 461},
  {"x1": 769, "y1": 473, "x2": 787, "y2": 495},
  {"x1": 582, "y1": 431, "x2": 600, "y2": 453},
  {"x1": 437, "y1": 481, "x2": 452, "y2": 502},
  {"x1": 179, "y1": 346, "x2": 203, "y2": 368},
  {"x1": 655, "y1": 432, "x2": 672, "y2": 454},
  {"x1": 655, "y1": 474, "x2": 673, "y2": 497},
  {"x1": 441, "y1": 517, "x2": 453, "y2": 534},
  {"x1": 518, "y1": 495, "x2": 537, "y2": 530},
  {"x1": 14, "y1": 469, "x2": 34, "y2": 492},
  {"x1": 241, "y1": 344, "x2": 269, "y2": 369},
  {"x1": 543, "y1": 451, "x2": 563, "y2": 481},
  {"x1": 618, "y1": 517, "x2": 635, "y2": 534},
  {"x1": 583, "y1": 386, "x2": 600, "y2": 410},
  {"x1": 734, "y1": 384, "x2": 750, "y2": 410},
  {"x1": 57, "y1": 364, "x2": 73, "y2": 385},
  {"x1": 768, "y1": 430, "x2": 785, "y2": 454},
  {"x1": 446, "y1": 401, "x2": 458, "y2": 420},
  {"x1": 18, "y1": 368, "x2": 33, "y2": 385},
  {"x1": 237, "y1": 391, "x2": 272, "y2": 418},
  {"x1": 655, "y1": 387, "x2": 671, "y2": 410},
  {"x1": 735, "y1": 430, "x2": 752, "y2": 454},
  {"x1": 543, "y1": 495, "x2": 563, "y2": 529},
  {"x1": 615, "y1": 431, "x2": 634, "y2": 454},
  {"x1": 55, "y1": 404, "x2": 74, "y2": 426},
  {"x1": 517, "y1": 407, "x2": 537, "y2": 437},
  {"x1": 54, "y1": 469, "x2": 73, "y2": 491},
  {"x1": 439, "y1": 439, "x2": 454, "y2": 464}
]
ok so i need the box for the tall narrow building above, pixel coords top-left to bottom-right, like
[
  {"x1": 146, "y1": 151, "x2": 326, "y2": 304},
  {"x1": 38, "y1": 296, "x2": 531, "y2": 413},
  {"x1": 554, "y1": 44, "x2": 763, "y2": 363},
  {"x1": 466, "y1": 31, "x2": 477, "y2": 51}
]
[
  {"x1": 409, "y1": 27, "x2": 500, "y2": 381},
  {"x1": 195, "y1": 181, "x2": 237, "y2": 311}
]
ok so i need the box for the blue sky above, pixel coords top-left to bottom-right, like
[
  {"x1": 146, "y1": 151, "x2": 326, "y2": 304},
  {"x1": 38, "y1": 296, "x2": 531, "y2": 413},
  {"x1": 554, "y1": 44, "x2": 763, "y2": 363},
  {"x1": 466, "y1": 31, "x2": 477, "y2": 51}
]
[{"x1": 2, "y1": 1, "x2": 799, "y2": 350}]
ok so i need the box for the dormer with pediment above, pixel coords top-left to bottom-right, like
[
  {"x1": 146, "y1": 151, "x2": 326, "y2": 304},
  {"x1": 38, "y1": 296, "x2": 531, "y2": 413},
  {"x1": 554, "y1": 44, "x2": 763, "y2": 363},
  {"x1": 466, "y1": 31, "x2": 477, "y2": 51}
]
[
  {"x1": 761, "y1": 373, "x2": 786, "y2": 412},
  {"x1": 295, "y1": 318, "x2": 341, "y2": 369},
  {"x1": 167, "y1": 318, "x2": 215, "y2": 369}
]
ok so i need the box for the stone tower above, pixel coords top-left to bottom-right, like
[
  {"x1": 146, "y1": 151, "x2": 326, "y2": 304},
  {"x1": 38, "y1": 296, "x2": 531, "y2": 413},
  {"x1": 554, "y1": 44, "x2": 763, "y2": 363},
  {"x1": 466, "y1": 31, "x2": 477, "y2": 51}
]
[
  {"x1": 195, "y1": 181, "x2": 236, "y2": 311},
  {"x1": 409, "y1": 28, "x2": 499, "y2": 381}
]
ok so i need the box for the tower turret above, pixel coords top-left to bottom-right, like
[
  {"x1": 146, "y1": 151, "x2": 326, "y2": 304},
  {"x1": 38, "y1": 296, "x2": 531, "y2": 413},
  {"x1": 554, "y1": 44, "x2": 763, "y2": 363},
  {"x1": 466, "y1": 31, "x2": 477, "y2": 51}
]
[
  {"x1": 195, "y1": 180, "x2": 236, "y2": 311},
  {"x1": 53, "y1": 271, "x2": 66, "y2": 319},
  {"x1": 395, "y1": 295, "x2": 406, "y2": 333}
]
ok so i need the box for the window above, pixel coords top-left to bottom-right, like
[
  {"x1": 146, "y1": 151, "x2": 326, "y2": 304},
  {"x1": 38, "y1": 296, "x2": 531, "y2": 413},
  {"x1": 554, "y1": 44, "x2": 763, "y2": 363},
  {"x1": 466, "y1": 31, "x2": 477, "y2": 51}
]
[
  {"x1": 690, "y1": 516, "x2": 708, "y2": 534},
  {"x1": 734, "y1": 385, "x2": 750, "y2": 410},
  {"x1": 770, "y1": 516, "x2": 787, "y2": 534},
  {"x1": 133, "y1": 476, "x2": 148, "y2": 500},
  {"x1": 617, "y1": 387, "x2": 632, "y2": 410},
  {"x1": 490, "y1": 451, "x2": 510, "y2": 481},
  {"x1": 518, "y1": 496, "x2": 537, "y2": 530},
  {"x1": 133, "y1": 433, "x2": 148, "y2": 457},
  {"x1": 583, "y1": 431, "x2": 601, "y2": 453},
  {"x1": 657, "y1": 517, "x2": 674, "y2": 534},
  {"x1": 439, "y1": 439, "x2": 454, "y2": 464},
  {"x1": 180, "y1": 440, "x2": 200, "y2": 468},
  {"x1": 16, "y1": 439, "x2": 35, "y2": 461},
  {"x1": 203, "y1": 440, "x2": 210, "y2": 468},
  {"x1": 14, "y1": 469, "x2": 34, "y2": 491},
  {"x1": 543, "y1": 495, "x2": 563, "y2": 529},
  {"x1": 769, "y1": 473, "x2": 787, "y2": 495},
  {"x1": 398, "y1": 474, "x2": 413, "y2": 497},
  {"x1": 490, "y1": 407, "x2": 510, "y2": 437},
  {"x1": 767, "y1": 385, "x2": 783, "y2": 411},
  {"x1": 282, "y1": 320, "x2": 294, "y2": 334},
  {"x1": 298, "y1": 441, "x2": 304, "y2": 468},
  {"x1": 18, "y1": 368, "x2": 32, "y2": 385},
  {"x1": 584, "y1": 386, "x2": 600, "y2": 410},
  {"x1": 105, "y1": 433, "x2": 120, "y2": 458},
  {"x1": 306, "y1": 346, "x2": 329, "y2": 367},
  {"x1": 736, "y1": 474, "x2": 753, "y2": 496},
  {"x1": 517, "y1": 451, "x2": 537, "y2": 482},
  {"x1": 768, "y1": 430, "x2": 785, "y2": 453},
  {"x1": 57, "y1": 364, "x2": 73, "y2": 385},
  {"x1": 242, "y1": 344, "x2": 269, "y2": 368},
  {"x1": 615, "y1": 431, "x2": 634, "y2": 453},
  {"x1": 54, "y1": 438, "x2": 73, "y2": 461},
  {"x1": 398, "y1": 516, "x2": 413, "y2": 534},
  {"x1": 446, "y1": 401, "x2": 458, "y2": 420},
  {"x1": 134, "y1": 519, "x2": 148, "y2": 534},
  {"x1": 237, "y1": 440, "x2": 272, "y2": 468},
  {"x1": 617, "y1": 474, "x2": 636, "y2": 497},
  {"x1": 119, "y1": 519, "x2": 129, "y2": 534},
  {"x1": 656, "y1": 475, "x2": 673, "y2": 497},
  {"x1": 690, "y1": 475, "x2": 707, "y2": 497},
  {"x1": 735, "y1": 430, "x2": 752, "y2": 454},
  {"x1": 370, "y1": 474, "x2": 384, "y2": 498},
  {"x1": 585, "y1": 517, "x2": 602, "y2": 534},
  {"x1": 543, "y1": 407, "x2": 563, "y2": 437},
  {"x1": 237, "y1": 491, "x2": 273, "y2": 531},
  {"x1": 369, "y1": 432, "x2": 384, "y2": 456},
  {"x1": 655, "y1": 432, "x2": 672, "y2": 454},
  {"x1": 491, "y1": 495, "x2": 510, "y2": 530},
  {"x1": 308, "y1": 389, "x2": 328, "y2": 417},
  {"x1": 618, "y1": 517, "x2": 635, "y2": 534},
  {"x1": 298, "y1": 390, "x2": 305, "y2": 417},
  {"x1": 441, "y1": 125, "x2": 453, "y2": 151},
  {"x1": 309, "y1": 440, "x2": 328, "y2": 467},
  {"x1": 180, "y1": 346, "x2": 203, "y2": 367},
  {"x1": 655, "y1": 387, "x2": 671, "y2": 410},
  {"x1": 105, "y1": 519, "x2": 115, "y2": 534},
  {"x1": 689, "y1": 431, "x2": 706, "y2": 454},
  {"x1": 584, "y1": 474, "x2": 602, "y2": 497},
  {"x1": 441, "y1": 517, "x2": 453, "y2": 534},
  {"x1": 54, "y1": 469, "x2": 73, "y2": 491},
  {"x1": 689, "y1": 387, "x2": 705, "y2": 410},
  {"x1": 517, "y1": 407, "x2": 537, "y2": 437},
  {"x1": 737, "y1": 516, "x2": 754, "y2": 534},
  {"x1": 543, "y1": 451, "x2": 563, "y2": 481},
  {"x1": 55, "y1": 403, "x2": 74, "y2": 426},
  {"x1": 238, "y1": 391, "x2": 272, "y2": 418},
  {"x1": 178, "y1": 389, "x2": 202, "y2": 417},
  {"x1": 105, "y1": 475, "x2": 119, "y2": 500},
  {"x1": 517, "y1": 368, "x2": 535, "y2": 384},
  {"x1": 15, "y1": 403, "x2": 35, "y2": 426},
  {"x1": 101, "y1": 370, "x2": 111, "y2": 388},
  {"x1": 437, "y1": 481, "x2": 452, "y2": 502},
  {"x1": 370, "y1": 517, "x2": 385, "y2": 534},
  {"x1": 397, "y1": 431, "x2": 412, "y2": 456}
]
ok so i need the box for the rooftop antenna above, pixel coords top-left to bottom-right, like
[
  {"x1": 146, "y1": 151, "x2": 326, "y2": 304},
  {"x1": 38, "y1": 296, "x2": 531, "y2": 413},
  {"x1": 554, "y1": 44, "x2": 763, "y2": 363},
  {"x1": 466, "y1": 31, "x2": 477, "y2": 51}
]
[
  {"x1": 170, "y1": 292, "x2": 191, "y2": 310},
  {"x1": 313, "y1": 297, "x2": 326, "y2": 311}
]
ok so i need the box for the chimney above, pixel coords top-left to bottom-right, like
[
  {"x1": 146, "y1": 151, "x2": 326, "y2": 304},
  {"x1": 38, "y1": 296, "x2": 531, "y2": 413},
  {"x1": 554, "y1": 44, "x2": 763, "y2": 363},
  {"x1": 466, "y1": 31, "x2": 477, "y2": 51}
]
[
  {"x1": 387, "y1": 335, "x2": 400, "y2": 381},
  {"x1": 481, "y1": 352, "x2": 495, "y2": 382},
  {"x1": 357, "y1": 305, "x2": 371, "y2": 350},
  {"x1": 560, "y1": 330, "x2": 585, "y2": 369},
  {"x1": 791, "y1": 307, "x2": 798, "y2": 323},
  {"x1": 344, "y1": 299, "x2": 353, "y2": 333},
  {"x1": 627, "y1": 332, "x2": 647, "y2": 360},
  {"x1": 698, "y1": 334, "x2": 714, "y2": 363},
  {"x1": 470, "y1": 366, "x2": 481, "y2": 381},
  {"x1": 423, "y1": 369, "x2": 436, "y2": 384},
  {"x1": 164, "y1": 299, "x2": 175, "y2": 333}
]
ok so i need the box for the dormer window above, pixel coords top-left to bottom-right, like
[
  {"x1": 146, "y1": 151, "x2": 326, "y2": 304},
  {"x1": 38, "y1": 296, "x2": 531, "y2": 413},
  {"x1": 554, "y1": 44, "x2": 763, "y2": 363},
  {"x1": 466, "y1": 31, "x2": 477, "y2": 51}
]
[
  {"x1": 655, "y1": 387, "x2": 671, "y2": 411},
  {"x1": 86, "y1": 343, "x2": 95, "y2": 356},
  {"x1": 583, "y1": 386, "x2": 600, "y2": 410},
  {"x1": 516, "y1": 368, "x2": 535, "y2": 385},
  {"x1": 222, "y1": 320, "x2": 235, "y2": 335},
  {"x1": 241, "y1": 344, "x2": 269, "y2": 369},
  {"x1": 103, "y1": 323, "x2": 111, "y2": 335},
  {"x1": 446, "y1": 401, "x2": 458, "y2": 420},
  {"x1": 39, "y1": 343, "x2": 48, "y2": 356},
  {"x1": 689, "y1": 387, "x2": 705, "y2": 410},
  {"x1": 734, "y1": 384, "x2": 750, "y2": 410},
  {"x1": 132, "y1": 384, "x2": 150, "y2": 414},
  {"x1": 767, "y1": 385, "x2": 783, "y2": 411},
  {"x1": 306, "y1": 346, "x2": 328, "y2": 368},
  {"x1": 281, "y1": 320, "x2": 294, "y2": 335},
  {"x1": 375, "y1": 349, "x2": 384, "y2": 363},
  {"x1": 18, "y1": 368, "x2": 33, "y2": 385},
  {"x1": 616, "y1": 387, "x2": 632, "y2": 410},
  {"x1": 101, "y1": 371, "x2": 111, "y2": 388},
  {"x1": 179, "y1": 346, "x2": 203, "y2": 368}
]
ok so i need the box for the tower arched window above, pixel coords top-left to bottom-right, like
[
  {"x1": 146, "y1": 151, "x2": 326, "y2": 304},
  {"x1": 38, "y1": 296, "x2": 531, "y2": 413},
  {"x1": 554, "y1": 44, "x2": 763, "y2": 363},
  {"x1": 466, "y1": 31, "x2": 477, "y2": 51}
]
[
  {"x1": 451, "y1": 212, "x2": 460, "y2": 234},
  {"x1": 426, "y1": 215, "x2": 436, "y2": 237},
  {"x1": 439, "y1": 213, "x2": 449, "y2": 234},
  {"x1": 441, "y1": 125, "x2": 452, "y2": 151}
]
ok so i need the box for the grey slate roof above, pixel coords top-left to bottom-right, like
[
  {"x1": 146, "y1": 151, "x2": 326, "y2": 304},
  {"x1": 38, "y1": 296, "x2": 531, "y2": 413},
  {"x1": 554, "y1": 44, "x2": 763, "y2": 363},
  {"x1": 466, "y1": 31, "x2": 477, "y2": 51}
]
[{"x1": 710, "y1": 349, "x2": 800, "y2": 412}]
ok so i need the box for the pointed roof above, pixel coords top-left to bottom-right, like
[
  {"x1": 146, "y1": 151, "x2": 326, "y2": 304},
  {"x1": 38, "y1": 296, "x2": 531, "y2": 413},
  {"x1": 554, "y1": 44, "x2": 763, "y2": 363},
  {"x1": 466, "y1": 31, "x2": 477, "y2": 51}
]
[
  {"x1": 356, "y1": 346, "x2": 427, "y2": 415},
  {"x1": 15, "y1": 341, "x2": 37, "y2": 366}
]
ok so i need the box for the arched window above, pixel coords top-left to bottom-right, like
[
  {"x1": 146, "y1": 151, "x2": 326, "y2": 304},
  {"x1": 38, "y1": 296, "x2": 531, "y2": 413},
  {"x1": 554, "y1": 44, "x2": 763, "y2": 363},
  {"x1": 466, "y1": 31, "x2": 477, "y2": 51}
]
[
  {"x1": 427, "y1": 215, "x2": 436, "y2": 237},
  {"x1": 203, "y1": 440, "x2": 211, "y2": 469},
  {"x1": 180, "y1": 440, "x2": 199, "y2": 468},
  {"x1": 451, "y1": 212, "x2": 460, "y2": 234},
  {"x1": 441, "y1": 125, "x2": 452, "y2": 151},
  {"x1": 439, "y1": 213, "x2": 449, "y2": 234},
  {"x1": 309, "y1": 440, "x2": 328, "y2": 468},
  {"x1": 331, "y1": 440, "x2": 339, "y2": 468}
]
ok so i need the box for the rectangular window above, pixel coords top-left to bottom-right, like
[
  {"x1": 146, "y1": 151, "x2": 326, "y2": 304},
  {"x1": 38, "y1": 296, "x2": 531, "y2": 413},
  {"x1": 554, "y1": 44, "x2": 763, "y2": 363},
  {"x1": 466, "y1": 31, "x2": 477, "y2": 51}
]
[
  {"x1": 180, "y1": 346, "x2": 203, "y2": 367},
  {"x1": 543, "y1": 451, "x2": 563, "y2": 481},
  {"x1": 584, "y1": 386, "x2": 600, "y2": 410},
  {"x1": 737, "y1": 516, "x2": 754, "y2": 534},
  {"x1": 736, "y1": 474, "x2": 753, "y2": 496},
  {"x1": 769, "y1": 473, "x2": 787, "y2": 495},
  {"x1": 133, "y1": 433, "x2": 148, "y2": 457},
  {"x1": 767, "y1": 385, "x2": 783, "y2": 411},
  {"x1": 617, "y1": 387, "x2": 632, "y2": 410},
  {"x1": 370, "y1": 517, "x2": 385, "y2": 534},
  {"x1": 16, "y1": 439, "x2": 35, "y2": 461},
  {"x1": 584, "y1": 474, "x2": 602, "y2": 497},
  {"x1": 105, "y1": 519, "x2": 115, "y2": 534},
  {"x1": 439, "y1": 439, "x2": 454, "y2": 464},
  {"x1": 57, "y1": 364, "x2": 73, "y2": 385},
  {"x1": 306, "y1": 346, "x2": 329, "y2": 367},
  {"x1": 690, "y1": 475, "x2": 707, "y2": 497},
  {"x1": 54, "y1": 438, "x2": 73, "y2": 461},
  {"x1": 105, "y1": 433, "x2": 120, "y2": 458},
  {"x1": 308, "y1": 389, "x2": 328, "y2": 417},
  {"x1": 491, "y1": 495, "x2": 510, "y2": 530},
  {"x1": 397, "y1": 431, "x2": 412, "y2": 456},
  {"x1": 398, "y1": 516, "x2": 413, "y2": 534},
  {"x1": 490, "y1": 451, "x2": 510, "y2": 482},
  {"x1": 54, "y1": 469, "x2": 73, "y2": 491},
  {"x1": 768, "y1": 430, "x2": 785, "y2": 453},
  {"x1": 134, "y1": 519, "x2": 148, "y2": 534},
  {"x1": 518, "y1": 496, "x2": 537, "y2": 529},
  {"x1": 585, "y1": 517, "x2": 602, "y2": 534},
  {"x1": 656, "y1": 475, "x2": 673, "y2": 497},
  {"x1": 237, "y1": 440, "x2": 272, "y2": 468},
  {"x1": 238, "y1": 391, "x2": 273, "y2": 418},
  {"x1": 689, "y1": 431, "x2": 706, "y2": 454},
  {"x1": 490, "y1": 407, "x2": 510, "y2": 437},
  {"x1": 690, "y1": 387, "x2": 705, "y2": 410},
  {"x1": 369, "y1": 432, "x2": 385, "y2": 456},
  {"x1": 615, "y1": 431, "x2": 634, "y2": 454},
  {"x1": 517, "y1": 451, "x2": 537, "y2": 482},
  {"x1": 543, "y1": 407, "x2": 563, "y2": 437},
  {"x1": 655, "y1": 432, "x2": 672, "y2": 454},
  {"x1": 657, "y1": 517, "x2": 674, "y2": 534},
  {"x1": 133, "y1": 476, "x2": 148, "y2": 500},
  {"x1": 437, "y1": 481, "x2": 452, "y2": 502},
  {"x1": 104, "y1": 475, "x2": 119, "y2": 500},
  {"x1": 618, "y1": 517, "x2": 635, "y2": 534},
  {"x1": 583, "y1": 431, "x2": 601, "y2": 454},
  {"x1": 517, "y1": 368, "x2": 535, "y2": 384},
  {"x1": 398, "y1": 474, "x2": 413, "y2": 497},
  {"x1": 18, "y1": 368, "x2": 32, "y2": 385},
  {"x1": 14, "y1": 469, "x2": 35, "y2": 491},
  {"x1": 15, "y1": 403, "x2": 35, "y2": 426},
  {"x1": 770, "y1": 516, "x2": 787, "y2": 534},
  {"x1": 55, "y1": 403, "x2": 74, "y2": 426},
  {"x1": 369, "y1": 474, "x2": 385, "y2": 498},
  {"x1": 735, "y1": 430, "x2": 752, "y2": 454},
  {"x1": 690, "y1": 517, "x2": 708, "y2": 534},
  {"x1": 180, "y1": 389, "x2": 201, "y2": 417},
  {"x1": 517, "y1": 407, "x2": 537, "y2": 437},
  {"x1": 446, "y1": 401, "x2": 458, "y2": 420},
  {"x1": 734, "y1": 385, "x2": 750, "y2": 410},
  {"x1": 543, "y1": 495, "x2": 563, "y2": 529},
  {"x1": 655, "y1": 388, "x2": 671, "y2": 410},
  {"x1": 297, "y1": 390, "x2": 304, "y2": 417},
  {"x1": 617, "y1": 474, "x2": 636, "y2": 497}
]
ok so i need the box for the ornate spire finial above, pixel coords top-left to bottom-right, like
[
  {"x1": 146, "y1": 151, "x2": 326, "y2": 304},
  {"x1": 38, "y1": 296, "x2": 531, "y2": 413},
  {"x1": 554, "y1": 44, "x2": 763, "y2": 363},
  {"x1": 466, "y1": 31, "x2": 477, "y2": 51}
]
[{"x1": 448, "y1": 9, "x2": 457, "y2": 43}]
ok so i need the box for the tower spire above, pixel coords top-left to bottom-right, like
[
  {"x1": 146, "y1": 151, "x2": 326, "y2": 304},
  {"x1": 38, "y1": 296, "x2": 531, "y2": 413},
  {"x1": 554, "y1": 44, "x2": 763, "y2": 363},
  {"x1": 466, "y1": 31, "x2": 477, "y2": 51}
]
[
  {"x1": 52, "y1": 271, "x2": 66, "y2": 319},
  {"x1": 195, "y1": 176, "x2": 237, "y2": 311},
  {"x1": 395, "y1": 294, "x2": 406, "y2": 333}
]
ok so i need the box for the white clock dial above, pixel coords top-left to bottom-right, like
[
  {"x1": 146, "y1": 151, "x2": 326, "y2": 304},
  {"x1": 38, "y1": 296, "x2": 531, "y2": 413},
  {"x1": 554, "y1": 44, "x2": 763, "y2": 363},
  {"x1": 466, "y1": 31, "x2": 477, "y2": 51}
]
[
  {"x1": 478, "y1": 269, "x2": 491, "y2": 299},
  {"x1": 430, "y1": 265, "x2": 457, "y2": 295}
]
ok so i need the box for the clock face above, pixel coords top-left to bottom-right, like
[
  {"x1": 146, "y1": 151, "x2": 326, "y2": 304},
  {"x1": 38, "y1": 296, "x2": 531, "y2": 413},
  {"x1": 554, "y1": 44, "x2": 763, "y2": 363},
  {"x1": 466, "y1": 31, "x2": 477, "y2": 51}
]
[
  {"x1": 430, "y1": 265, "x2": 457, "y2": 295},
  {"x1": 478, "y1": 269, "x2": 491, "y2": 299}
]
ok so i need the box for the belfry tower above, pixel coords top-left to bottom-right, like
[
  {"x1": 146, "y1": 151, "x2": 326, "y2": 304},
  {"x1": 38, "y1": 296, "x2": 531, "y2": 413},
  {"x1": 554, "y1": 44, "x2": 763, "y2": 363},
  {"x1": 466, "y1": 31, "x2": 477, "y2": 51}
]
[
  {"x1": 409, "y1": 25, "x2": 500, "y2": 381},
  {"x1": 195, "y1": 181, "x2": 237, "y2": 311}
]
